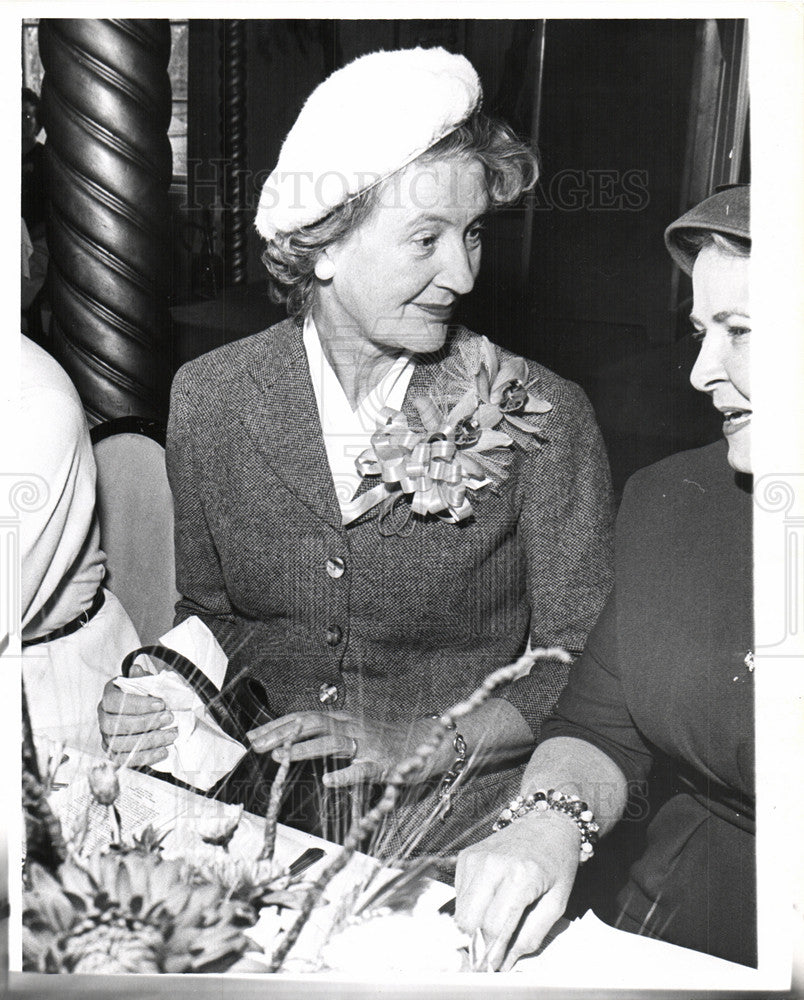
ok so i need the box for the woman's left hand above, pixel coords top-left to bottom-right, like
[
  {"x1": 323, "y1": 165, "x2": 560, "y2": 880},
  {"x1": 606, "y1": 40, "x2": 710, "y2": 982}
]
[
  {"x1": 455, "y1": 810, "x2": 580, "y2": 971},
  {"x1": 247, "y1": 711, "x2": 440, "y2": 788}
]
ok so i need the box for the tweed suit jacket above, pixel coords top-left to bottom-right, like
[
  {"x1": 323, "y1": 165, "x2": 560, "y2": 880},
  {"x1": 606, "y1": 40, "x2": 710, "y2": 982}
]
[{"x1": 167, "y1": 317, "x2": 613, "y2": 850}]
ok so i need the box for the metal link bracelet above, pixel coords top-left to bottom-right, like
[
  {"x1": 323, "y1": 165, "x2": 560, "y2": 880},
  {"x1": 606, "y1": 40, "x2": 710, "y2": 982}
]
[{"x1": 436, "y1": 726, "x2": 467, "y2": 821}]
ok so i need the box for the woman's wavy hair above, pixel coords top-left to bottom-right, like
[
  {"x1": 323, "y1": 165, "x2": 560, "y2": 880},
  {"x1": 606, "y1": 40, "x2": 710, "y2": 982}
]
[
  {"x1": 676, "y1": 230, "x2": 751, "y2": 263},
  {"x1": 260, "y1": 111, "x2": 540, "y2": 318}
]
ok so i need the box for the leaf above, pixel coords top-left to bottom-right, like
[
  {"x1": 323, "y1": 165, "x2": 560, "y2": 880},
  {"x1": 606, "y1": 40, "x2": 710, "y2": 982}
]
[
  {"x1": 28, "y1": 862, "x2": 64, "y2": 898},
  {"x1": 114, "y1": 857, "x2": 133, "y2": 909},
  {"x1": 495, "y1": 356, "x2": 528, "y2": 389},
  {"x1": 479, "y1": 336, "x2": 499, "y2": 384},
  {"x1": 456, "y1": 453, "x2": 486, "y2": 479},
  {"x1": 61, "y1": 889, "x2": 88, "y2": 918},
  {"x1": 474, "y1": 368, "x2": 490, "y2": 401},
  {"x1": 474, "y1": 428, "x2": 513, "y2": 451},
  {"x1": 59, "y1": 862, "x2": 98, "y2": 896},
  {"x1": 24, "y1": 870, "x2": 76, "y2": 933},
  {"x1": 22, "y1": 924, "x2": 56, "y2": 972},
  {"x1": 474, "y1": 403, "x2": 503, "y2": 428},
  {"x1": 188, "y1": 925, "x2": 253, "y2": 971},
  {"x1": 132, "y1": 824, "x2": 170, "y2": 854},
  {"x1": 38, "y1": 887, "x2": 77, "y2": 934},
  {"x1": 445, "y1": 388, "x2": 478, "y2": 425},
  {"x1": 474, "y1": 453, "x2": 511, "y2": 479},
  {"x1": 163, "y1": 952, "x2": 192, "y2": 974},
  {"x1": 413, "y1": 396, "x2": 443, "y2": 433},
  {"x1": 524, "y1": 396, "x2": 552, "y2": 414},
  {"x1": 504, "y1": 413, "x2": 546, "y2": 435}
]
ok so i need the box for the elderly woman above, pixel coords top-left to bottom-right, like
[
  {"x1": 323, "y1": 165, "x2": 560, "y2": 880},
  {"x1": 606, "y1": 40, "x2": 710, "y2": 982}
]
[
  {"x1": 455, "y1": 185, "x2": 754, "y2": 966},
  {"x1": 98, "y1": 48, "x2": 612, "y2": 855}
]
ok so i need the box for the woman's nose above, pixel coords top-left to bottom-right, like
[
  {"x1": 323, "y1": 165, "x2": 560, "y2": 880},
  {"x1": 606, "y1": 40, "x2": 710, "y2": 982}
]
[
  {"x1": 437, "y1": 239, "x2": 477, "y2": 296},
  {"x1": 689, "y1": 330, "x2": 726, "y2": 394}
]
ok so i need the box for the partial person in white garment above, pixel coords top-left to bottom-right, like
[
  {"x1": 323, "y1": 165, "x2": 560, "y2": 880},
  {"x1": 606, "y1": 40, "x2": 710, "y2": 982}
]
[{"x1": 21, "y1": 335, "x2": 140, "y2": 755}]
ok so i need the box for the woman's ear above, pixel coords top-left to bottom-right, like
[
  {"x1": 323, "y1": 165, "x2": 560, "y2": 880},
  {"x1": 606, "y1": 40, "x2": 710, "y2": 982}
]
[{"x1": 314, "y1": 254, "x2": 336, "y2": 281}]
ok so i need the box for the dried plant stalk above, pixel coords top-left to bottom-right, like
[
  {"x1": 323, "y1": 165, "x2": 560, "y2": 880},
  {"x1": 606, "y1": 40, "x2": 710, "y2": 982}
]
[
  {"x1": 269, "y1": 646, "x2": 569, "y2": 972},
  {"x1": 260, "y1": 720, "x2": 302, "y2": 863}
]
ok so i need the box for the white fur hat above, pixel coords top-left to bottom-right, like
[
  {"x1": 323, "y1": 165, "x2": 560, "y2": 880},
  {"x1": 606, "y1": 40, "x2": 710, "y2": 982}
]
[{"x1": 255, "y1": 47, "x2": 482, "y2": 240}]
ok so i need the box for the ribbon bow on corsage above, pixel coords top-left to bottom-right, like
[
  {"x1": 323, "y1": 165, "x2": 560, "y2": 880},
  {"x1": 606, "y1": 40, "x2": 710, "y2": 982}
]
[{"x1": 344, "y1": 338, "x2": 552, "y2": 531}]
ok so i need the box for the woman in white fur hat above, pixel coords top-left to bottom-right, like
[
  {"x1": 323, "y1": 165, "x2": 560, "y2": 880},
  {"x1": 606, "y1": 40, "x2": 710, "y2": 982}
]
[{"x1": 98, "y1": 47, "x2": 613, "y2": 858}]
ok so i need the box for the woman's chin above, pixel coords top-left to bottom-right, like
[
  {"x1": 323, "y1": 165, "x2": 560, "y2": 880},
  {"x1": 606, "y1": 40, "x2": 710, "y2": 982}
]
[
  {"x1": 391, "y1": 317, "x2": 449, "y2": 355},
  {"x1": 725, "y1": 432, "x2": 752, "y2": 475}
]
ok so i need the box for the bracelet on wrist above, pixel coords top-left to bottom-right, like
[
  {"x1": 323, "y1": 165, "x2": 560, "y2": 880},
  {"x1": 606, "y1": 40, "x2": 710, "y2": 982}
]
[
  {"x1": 435, "y1": 723, "x2": 467, "y2": 821},
  {"x1": 492, "y1": 788, "x2": 599, "y2": 863}
]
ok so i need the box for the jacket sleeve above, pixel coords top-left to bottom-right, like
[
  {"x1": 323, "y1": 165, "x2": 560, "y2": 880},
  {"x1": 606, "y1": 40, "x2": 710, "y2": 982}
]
[
  {"x1": 499, "y1": 377, "x2": 615, "y2": 737},
  {"x1": 540, "y1": 588, "x2": 654, "y2": 785},
  {"x1": 166, "y1": 368, "x2": 242, "y2": 657},
  {"x1": 21, "y1": 383, "x2": 98, "y2": 629}
]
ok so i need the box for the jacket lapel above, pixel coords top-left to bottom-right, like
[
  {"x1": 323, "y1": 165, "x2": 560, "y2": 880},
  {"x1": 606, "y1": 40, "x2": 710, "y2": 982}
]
[
  {"x1": 236, "y1": 323, "x2": 468, "y2": 521},
  {"x1": 402, "y1": 330, "x2": 467, "y2": 424},
  {"x1": 237, "y1": 318, "x2": 343, "y2": 528}
]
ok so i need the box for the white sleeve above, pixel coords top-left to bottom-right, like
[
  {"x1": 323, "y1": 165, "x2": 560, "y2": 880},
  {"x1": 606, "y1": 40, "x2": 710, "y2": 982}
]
[{"x1": 20, "y1": 374, "x2": 99, "y2": 630}]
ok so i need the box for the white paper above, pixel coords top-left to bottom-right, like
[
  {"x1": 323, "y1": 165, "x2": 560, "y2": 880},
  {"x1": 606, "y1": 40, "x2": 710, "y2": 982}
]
[
  {"x1": 45, "y1": 742, "x2": 309, "y2": 869},
  {"x1": 157, "y1": 615, "x2": 229, "y2": 691},
  {"x1": 514, "y1": 909, "x2": 756, "y2": 988},
  {"x1": 114, "y1": 615, "x2": 245, "y2": 791}
]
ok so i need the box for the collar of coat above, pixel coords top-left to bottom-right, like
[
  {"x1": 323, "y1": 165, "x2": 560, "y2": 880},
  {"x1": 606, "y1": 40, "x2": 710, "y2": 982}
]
[{"x1": 232, "y1": 316, "x2": 474, "y2": 529}]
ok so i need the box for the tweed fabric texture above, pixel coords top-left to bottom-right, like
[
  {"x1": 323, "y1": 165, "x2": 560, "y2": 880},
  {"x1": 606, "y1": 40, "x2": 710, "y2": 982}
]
[{"x1": 167, "y1": 318, "x2": 614, "y2": 852}]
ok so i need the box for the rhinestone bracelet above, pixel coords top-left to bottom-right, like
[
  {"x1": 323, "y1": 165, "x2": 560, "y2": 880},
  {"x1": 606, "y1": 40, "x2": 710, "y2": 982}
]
[{"x1": 492, "y1": 788, "x2": 600, "y2": 863}]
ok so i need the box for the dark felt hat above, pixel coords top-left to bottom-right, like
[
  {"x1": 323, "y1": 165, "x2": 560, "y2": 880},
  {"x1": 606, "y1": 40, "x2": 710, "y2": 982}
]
[{"x1": 664, "y1": 184, "x2": 750, "y2": 275}]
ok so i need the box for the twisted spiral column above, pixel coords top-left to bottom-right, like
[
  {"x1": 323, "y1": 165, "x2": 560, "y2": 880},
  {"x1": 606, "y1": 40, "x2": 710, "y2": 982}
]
[
  {"x1": 39, "y1": 19, "x2": 173, "y2": 423},
  {"x1": 220, "y1": 19, "x2": 248, "y2": 284}
]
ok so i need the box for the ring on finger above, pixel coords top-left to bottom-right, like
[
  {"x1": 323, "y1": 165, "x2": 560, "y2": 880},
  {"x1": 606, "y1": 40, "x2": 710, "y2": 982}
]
[{"x1": 349, "y1": 736, "x2": 359, "y2": 759}]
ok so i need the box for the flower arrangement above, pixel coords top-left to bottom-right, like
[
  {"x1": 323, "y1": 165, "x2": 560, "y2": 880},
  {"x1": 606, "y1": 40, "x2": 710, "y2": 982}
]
[
  {"x1": 23, "y1": 851, "x2": 258, "y2": 974},
  {"x1": 345, "y1": 336, "x2": 553, "y2": 530},
  {"x1": 22, "y1": 646, "x2": 570, "y2": 976}
]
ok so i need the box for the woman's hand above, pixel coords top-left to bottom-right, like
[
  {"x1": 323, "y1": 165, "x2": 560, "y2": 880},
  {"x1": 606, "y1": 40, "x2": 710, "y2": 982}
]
[
  {"x1": 454, "y1": 809, "x2": 581, "y2": 971},
  {"x1": 247, "y1": 711, "x2": 442, "y2": 788},
  {"x1": 97, "y1": 663, "x2": 178, "y2": 768}
]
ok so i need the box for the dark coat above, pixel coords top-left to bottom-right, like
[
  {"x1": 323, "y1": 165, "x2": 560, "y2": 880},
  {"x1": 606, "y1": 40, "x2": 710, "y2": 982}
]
[
  {"x1": 543, "y1": 441, "x2": 755, "y2": 965},
  {"x1": 167, "y1": 318, "x2": 613, "y2": 852}
]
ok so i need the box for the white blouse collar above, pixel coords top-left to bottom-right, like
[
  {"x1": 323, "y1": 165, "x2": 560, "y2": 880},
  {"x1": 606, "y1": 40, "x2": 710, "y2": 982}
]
[{"x1": 302, "y1": 313, "x2": 415, "y2": 515}]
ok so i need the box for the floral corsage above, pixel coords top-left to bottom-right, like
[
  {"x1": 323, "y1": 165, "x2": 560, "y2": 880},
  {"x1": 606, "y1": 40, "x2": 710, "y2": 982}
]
[{"x1": 345, "y1": 337, "x2": 552, "y2": 530}]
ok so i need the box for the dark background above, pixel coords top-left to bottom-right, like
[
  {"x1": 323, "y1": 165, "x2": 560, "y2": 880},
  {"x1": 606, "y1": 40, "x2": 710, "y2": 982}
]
[{"x1": 175, "y1": 18, "x2": 748, "y2": 494}]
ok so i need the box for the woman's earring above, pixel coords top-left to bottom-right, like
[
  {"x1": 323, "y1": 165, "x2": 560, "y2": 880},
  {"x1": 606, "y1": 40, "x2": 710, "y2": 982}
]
[{"x1": 314, "y1": 258, "x2": 335, "y2": 281}]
